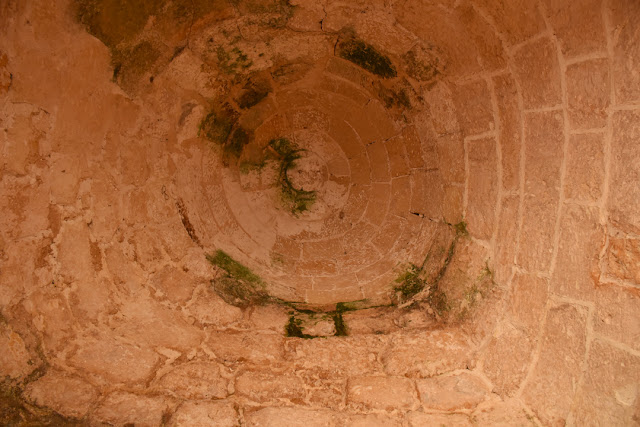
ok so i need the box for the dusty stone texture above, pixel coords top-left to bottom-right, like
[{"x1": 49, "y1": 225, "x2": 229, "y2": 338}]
[
  {"x1": 566, "y1": 59, "x2": 610, "y2": 130},
  {"x1": 92, "y1": 392, "x2": 174, "y2": 427},
  {"x1": 383, "y1": 330, "x2": 476, "y2": 378},
  {"x1": 207, "y1": 332, "x2": 284, "y2": 366},
  {"x1": 493, "y1": 195, "x2": 519, "y2": 284},
  {"x1": 236, "y1": 370, "x2": 306, "y2": 405},
  {"x1": 473, "y1": 0, "x2": 546, "y2": 46},
  {"x1": 406, "y1": 411, "x2": 473, "y2": 427},
  {"x1": 564, "y1": 133, "x2": 605, "y2": 203},
  {"x1": 481, "y1": 323, "x2": 536, "y2": 397},
  {"x1": 472, "y1": 399, "x2": 538, "y2": 426},
  {"x1": 69, "y1": 333, "x2": 160, "y2": 385},
  {"x1": 493, "y1": 73, "x2": 521, "y2": 192},
  {"x1": 416, "y1": 371, "x2": 490, "y2": 411},
  {"x1": 609, "y1": 110, "x2": 640, "y2": 234},
  {"x1": 542, "y1": 0, "x2": 607, "y2": 57},
  {"x1": 523, "y1": 304, "x2": 588, "y2": 425},
  {"x1": 347, "y1": 376, "x2": 418, "y2": 411},
  {"x1": 245, "y1": 407, "x2": 340, "y2": 427},
  {"x1": 466, "y1": 136, "x2": 498, "y2": 240},
  {"x1": 154, "y1": 361, "x2": 228, "y2": 400},
  {"x1": 594, "y1": 285, "x2": 640, "y2": 352},
  {"x1": 0, "y1": 323, "x2": 33, "y2": 379},
  {"x1": 571, "y1": 339, "x2": 640, "y2": 426},
  {"x1": 550, "y1": 204, "x2": 604, "y2": 301},
  {"x1": 285, "y1": 335, "x2": 386, "y2": 376},
  {"x1": 507, "y1": 273, "x2": 548, "y2": 334},
  {"x1": 605, "y1": 232, "x2": 640, "y2": 285},
  {"x1": 518, "y1": 111, "x2": 564, "y2": 273},
  {"x1": 168, "y1": 401, "x2": 238, "y2": 427},
  {"x1": 608, "y1": 0, "x2": 640, "y2": 103},
  {"x1": 512, "y1": 37, "x2": 562, "y2": 109},
  {"x1": 24, "y1": 371, "x2": 98, "y2": 419},
  {"x1": 450, "y1": 80, "x2": 494, "y2": 136}
]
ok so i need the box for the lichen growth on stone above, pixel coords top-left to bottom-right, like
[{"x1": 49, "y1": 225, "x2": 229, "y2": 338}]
[
  {"x1": 269, "y1": 138, "x2": 317, "y2": 215},
  {"x1": 207, "y1": 250, "x2": 269, "y2": 307}
]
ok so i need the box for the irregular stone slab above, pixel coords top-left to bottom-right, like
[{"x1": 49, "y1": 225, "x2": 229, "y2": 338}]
[
  {"x1": 605, "y1": 232, "x2": 640, "y2": 285},
  {"x1": 207, "y1": 331, "x2": 284, "y2": 365},
  {"x1": 383, "y1": 330, "x2": 476, "y2": 378},
  {"x1": 285, "y1": 335, "x2": 387, "y2": 376},
  {"x1": 571, "y1": 339, "x2": 640, "y2": 425},
  {"x1": 236, "y1": 370, "x2": 306, "y2": 405},
  {"x1": 346, "y1": 413, "x2": 403, "y2": 427},
  {"x1": 93, "y1": 392, "x2": 174, "y2": 427},
  {"x1": 594, "y1": 284, "x2": 640, "y2": 353},
  {"x1": 244, "y1": 407, "x2": 340, "y2": 427},
  {"x1": 25, "y1": 371, "x2": 97, "y2": 419},
  {"x1": 347, "y1": 376, "x2": 418, "y2": 411},
  {"x1": 406, "y1": 411, "x2": 473, "y2": 427},
  {"x1": 523, "y1": 304, "x2": 588, "y2": 425},
  {"x1": 417, "y1": 372, "x2": 490, "y2": 411},
  {"x1": 0, "y1": 324, "x2": 33, "y2": 379},
  {"x1": 70, "y1": 333, "x2": 160, "y2": 385},
  {"x1": 512, "y1": 37, "x2": 562, "y2": 109},
  {"x1": 472, "y1": 399, "x2": 538, "y2": 426},
  {"x1": 155, "y1": 361, "x2": 228, "y2": 400},
  {"x1": 168, "y1": 401, "x2": 238, "y2": 427}
]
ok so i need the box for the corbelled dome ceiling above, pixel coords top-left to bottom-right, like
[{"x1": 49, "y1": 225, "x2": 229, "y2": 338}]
[{"x1": 0, "y1": 0, "x2": 639, "y2": 425}]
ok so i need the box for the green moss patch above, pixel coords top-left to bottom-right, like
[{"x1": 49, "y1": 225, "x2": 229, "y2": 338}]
[
  {"x1": 199, "y1": 110, "x2": 235, "y2": 145},
  {"x1": 237, "y1": 76, "x2": 271, "y2": 109},
  {"x1": 337, "y1": 38, "x2": 397, "y2": 78},
  {"x1": 217, "y1": 46, "x2": 253, "y2": 75},
  {"x1": 269, "y1": 138, "x2": 317, "y2": 215},
  {"x1": 207, "y1": 250, "x2": 269, "y2": 307},
  {"x1": 285, "y1": 315, "x2": 314, "y2": 338},
  {"x1": 394, "y1": 263, "x2": 426, "y2": 300}
]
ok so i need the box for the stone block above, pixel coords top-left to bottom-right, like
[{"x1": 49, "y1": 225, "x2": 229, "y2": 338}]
[
  {"x1": 56, "y1": 221, "x2": 93, "y2": 283},
  {"x1": 423, "y1": 82, "x2": 460, "y2": 135},
  {"x1": 406, "y1": 411, "x2": 473, "y2": 427},
  {"x1": 467, "y1": 137, "x2": 498, "y2": 240},
  {"x1": 513, "y1": 37, "x2": 562, "y2": 109},
  {"x1": 150, "y1": 265, "x2": 198, "y2": 304},
  {"x1": 244, "y1": 407, "x2": 339, "y2": 427},
  {"x1": 25, "y1": 371, "x2": 97, "y2": 419},
  {"x1": 207, "y1": 332, "x2": 284, "y2": 365},
  {"x1": 367, "y1": 140, "x2": 391, "y2": 182},
  {"x1": 605, "y1": 232, "x2": 640, "y2": 285},
  {"x1": 550, "y1": 204, "x2": 604, "y2": 301},
  {"x1": 518, "y1": 111, "x2": 564, "y2": 273},
  {"x1": 345, "y1": 413, "x2": 403, "y2": 427},
  {"x1": 566, "y1": 59, "x2": 610, "y2": 130},
  {"x1": 523, "y1": 304, "x2": 588, "y2": 425},
  {"x1": 417, "y1": 372, "x2": 490, "y2": 411},
  {"x1": 155, "y1": 361, "x2": 228, "y2": 400},
  {"x1": 493, "y1": 195, "x2": 519, "y2": 284},
  {"x1": 481, "y1": 324, "x2": 536, "y2": 396},
  {"x1": 443, "y1": 184, "x2": 464, "y2": 225},
  {"x1": 594, "y1": 285, "x2": 640, "y2": 352},
  {"x1": 169, "y1": 401, "x2": 238, "y2": 427},
  {"x1": 0, "y1": 324, "x2": 33, "y2": 379},
  {"x1": 571, "y1": 339, "x2": 640, "y2": 425},
  {"x1": 565, "y1": 133, "x2": 605, "y2": 203},
  {"x1": 473, "y1": 0, "x2": 546, "y2": 46},
  {"x1": 185, "y1": 288, "x2": 244, "y2": 327},
  {"x1": 285, "y1": 335, "x2": 386, "y2": 376},
  {"x1": 93, "y1": 392, "x2": 174, "y2": 427},
  {"x1": 347, "y1": 376, "x2": 418, "y2": 411},
  {"x1": 70, "y1": 333, "x2": 160, "y2": 385},
  {"x1": 451, "y1": 80, "x2": 494, "y2": 136},
  {"x1": 236, "y1": 371, "x2": 306, "y2": 405},
  {"x1": 609, "y1": 110, "x2": 640, "y2": 233},
  {"x1": 383, "y1": 330, "x2": 475, "y2": 378},
  {"x1": 609, "y1": 0, "x2": 640, "y2": 103},
  {"x1": 508, "y1": 272, "x2": 549, "y2": 334},
  {"x1": 436, "y1": 134, "x2": 465, "y2": 183},
  {"x1": 493, "y1": 73, "x2": 522, "y2": 191},
  {"x1": 542, "y1": 0, "x2": 606, "y2": 57},
  {"x1": 472, "y1": 399, "x2": 538, "y2": 426}
]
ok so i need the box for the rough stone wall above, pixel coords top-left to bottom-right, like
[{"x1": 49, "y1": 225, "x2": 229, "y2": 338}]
[{"x1": 0, "y1": 0, "x2": 639, "y2": 425}]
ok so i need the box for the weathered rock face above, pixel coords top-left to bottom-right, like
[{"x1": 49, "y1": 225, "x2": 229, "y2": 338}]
[{"x1": 1, "y1": 0, "x2": 639, "y2": 425}]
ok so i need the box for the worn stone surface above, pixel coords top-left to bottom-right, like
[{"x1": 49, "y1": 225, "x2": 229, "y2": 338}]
[
  {"x1": 168, "y1": 401, "x2": 238, "y2": 427},
  {"x1": 348, "y1": 376, "x2": 418, "y2": 411},
  {"x1": 154, "y1": 361, "x2": 228, "y2": 400},
  {"x1": 245, "y1": 407, "x2": 339, "y2": 427},
  {"x1": 571, "y1": 339, "x2": 640, "y2": 426},
  {"x1": 512, "y1": 37, "x2": 562, "y2": 109},
  {"x1": 417, "y1": 372, "x2": 490, "y2": 411},
  {"x1": 24, "y1": 371, "x2": 98, "y2": 419},
  {"x1": 383, "y1": 330, "x2": 476, "y2": 378},
  {"x1": 605, "y1": 232, "x2": 640, "y2": 285},
  {"x1": 406, "y1": 411, "x2": 473, "y2": 427},
  {"x1": 523, "y1": 304, "x2": 588, "y2": 425},
  {"x1": 466, "y1": 137, "x2": 498, "y2": 240},
  {"x1": 564, "y1": 133, "x2": 605, "y2": 203},
  {"x1": 593, "y1": 285, "x2": 640, "y2": 352},
  {"x1": 92, "y1": 392, "x2": 174, "y2": 427},
  {"x1": 566, "y1": 59, "x2": 610, "y2": 130}
]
